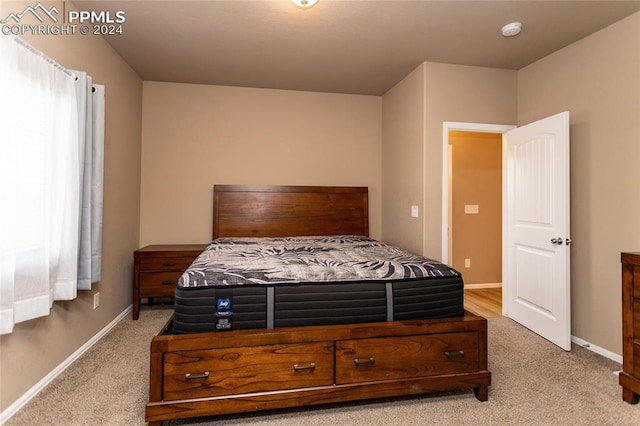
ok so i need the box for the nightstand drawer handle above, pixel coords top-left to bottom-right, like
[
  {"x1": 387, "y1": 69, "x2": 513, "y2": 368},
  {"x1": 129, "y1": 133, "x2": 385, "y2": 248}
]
[
  {"x1": 161, "y1": 281, "x2": 175, "y2": 286},
  {"x1": 162, "y1": 262, "x2": 177, "y2": 267},
  {"x1": 185, "y1": 372, "x2": 210, "y2": 380},
  {"x1": 444, "y1": 350, "x2": 465, "y2": 359},
  {"x1": 293, "y1": 363, "x2": 316, "y2": 371},
  {"x1": 353, "y1": 357, "x2": 375, "y2": 366}
]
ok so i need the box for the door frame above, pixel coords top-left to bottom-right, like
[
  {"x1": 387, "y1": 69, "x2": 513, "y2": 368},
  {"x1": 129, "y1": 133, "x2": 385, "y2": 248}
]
[{"x1": 441, "y1": 122, "x2": 515, "y2": 265}]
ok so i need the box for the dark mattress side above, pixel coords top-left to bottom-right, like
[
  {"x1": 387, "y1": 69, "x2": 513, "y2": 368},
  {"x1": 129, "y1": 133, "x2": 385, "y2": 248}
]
[{"x1": 172, "y1": 277, "x2": 464, "y2": 334}]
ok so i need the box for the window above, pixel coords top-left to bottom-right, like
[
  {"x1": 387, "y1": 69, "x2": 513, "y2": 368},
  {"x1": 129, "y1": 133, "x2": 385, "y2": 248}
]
[{"x1": 0, "y1": 35, "x2": 104, "y2": 334}]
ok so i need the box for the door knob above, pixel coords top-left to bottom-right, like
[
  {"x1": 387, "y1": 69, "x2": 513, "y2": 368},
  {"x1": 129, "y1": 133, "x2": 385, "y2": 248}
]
[{"x1": 551, "y1": 237, "x2": 563, "y2": 245}]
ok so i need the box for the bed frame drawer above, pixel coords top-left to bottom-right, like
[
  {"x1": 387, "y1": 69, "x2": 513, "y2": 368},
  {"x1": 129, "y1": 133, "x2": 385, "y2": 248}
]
[
  {"x1": 162, "y1": 342, "x2": 334, "y2": 400},
  {"x1": 334, "y1": 332, "x2": 479, "y2": 384}
]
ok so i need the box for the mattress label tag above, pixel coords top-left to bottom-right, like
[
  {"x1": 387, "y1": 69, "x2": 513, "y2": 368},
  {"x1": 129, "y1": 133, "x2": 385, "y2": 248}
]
[
  {"x1": 217, "y1": 298, "x2": 231, "y2": 310},
  {"x1": 215, "y1": 297, "x2": 233, "y2": 330},
  {"x1": 215, "y1": 318, "x2": 231, "y2": 330}
]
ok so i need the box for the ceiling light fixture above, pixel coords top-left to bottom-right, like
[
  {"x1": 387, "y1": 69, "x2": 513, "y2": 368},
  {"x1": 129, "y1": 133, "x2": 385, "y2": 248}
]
[
  {"x1": 291, "y1": 0, "x2": 319, "y2": 9},
  {"x1": 501, "y1": 22, "x2": 522, "y2": 37}
]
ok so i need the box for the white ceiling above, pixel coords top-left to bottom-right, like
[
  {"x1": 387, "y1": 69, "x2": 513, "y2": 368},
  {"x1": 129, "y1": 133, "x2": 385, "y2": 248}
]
[{"x1": 78, "y1": 0, "x2": 640, "y2": 95}]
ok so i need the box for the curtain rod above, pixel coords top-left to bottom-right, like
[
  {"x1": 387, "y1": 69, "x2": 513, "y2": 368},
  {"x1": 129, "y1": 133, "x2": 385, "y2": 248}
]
[{"x1": 10, "y1": 35, "x2": 77, "y2": 79}]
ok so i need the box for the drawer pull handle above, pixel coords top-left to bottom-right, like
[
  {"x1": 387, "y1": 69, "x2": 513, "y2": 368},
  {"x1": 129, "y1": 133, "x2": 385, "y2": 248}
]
[
  {"x1": 444, "y1": 350, "x2": 465, "y2": 359},
  {"x1": 185, "y1": 372, "x2": 210, "y2": 380},
  {"x1": 161, "y1": 281, "x2": 175, "y2": 286},
  {"x1": 293, "y1": 363, "x2": 316, "y2": 371},
  {"x1": 353, "y1": 357, "x2": 376, "y2": 366},
  {"x1": 162, "y1": 262, "x2": 177, "y2": 267}
]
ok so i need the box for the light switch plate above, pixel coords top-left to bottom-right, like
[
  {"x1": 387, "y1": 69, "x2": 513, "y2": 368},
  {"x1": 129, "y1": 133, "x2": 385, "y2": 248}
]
[
  {"x1": 464, "y1": 204, "x2": 479, "y2": 214},
  {"x1": 411, "y1": 205, "x2": 419, "y2": 218}
]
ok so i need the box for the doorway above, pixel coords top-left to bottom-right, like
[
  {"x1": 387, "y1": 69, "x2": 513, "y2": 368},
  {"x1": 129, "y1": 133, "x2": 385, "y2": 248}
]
[
  {"x1": 442, "y1": 122, "x2": 516, "y2": 317},
  {"x1": 442, "y1": 115, "x2": 571, "y2": 349}
]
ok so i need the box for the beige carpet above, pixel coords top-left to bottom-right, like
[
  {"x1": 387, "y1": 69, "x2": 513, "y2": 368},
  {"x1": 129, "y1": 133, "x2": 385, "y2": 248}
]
[{"x1": 6, "y1": 306, "x2": 640, "y2": 426}]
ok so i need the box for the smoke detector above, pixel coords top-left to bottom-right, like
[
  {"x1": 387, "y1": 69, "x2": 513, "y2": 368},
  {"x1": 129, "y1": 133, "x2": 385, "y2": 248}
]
[{"x1": 501, "y1": 22, "x2": 522, "y2": 37}]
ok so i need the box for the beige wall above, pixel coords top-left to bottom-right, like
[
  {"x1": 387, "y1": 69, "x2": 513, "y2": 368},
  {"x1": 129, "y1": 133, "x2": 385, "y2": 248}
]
[
  {"x1": 423, "y1": 63, "x2": 517, "y2": 260},
  {"x1": 517, "y1": 12, "x2": 640, "y2": 355},
  {"x1": 382, "y1": 62, "x2": 516, "y2": 259},
  {"x1": 0, "y1": 2, "x2": 143, "y2": 412},
  {"x1": 450, "y1": 131, "x2": 502, "y2": 284},
  {"x1": 140, "y1": 82, "x2": 382, "y2": 246},
  {"x1": 381, "y1": 64, "x2": 425, "y2": 254}
]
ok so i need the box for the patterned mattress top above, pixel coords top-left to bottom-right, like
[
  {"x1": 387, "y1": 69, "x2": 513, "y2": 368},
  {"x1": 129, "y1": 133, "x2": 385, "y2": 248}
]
[{"x1": 178, "y1": 235, "x2": 460, "y2": 288}]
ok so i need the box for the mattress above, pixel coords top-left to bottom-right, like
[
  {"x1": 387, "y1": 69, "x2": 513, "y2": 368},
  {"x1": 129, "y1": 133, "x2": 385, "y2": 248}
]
[{"x1": 172, "y1": 236, "x2": 464, "y2": 334}]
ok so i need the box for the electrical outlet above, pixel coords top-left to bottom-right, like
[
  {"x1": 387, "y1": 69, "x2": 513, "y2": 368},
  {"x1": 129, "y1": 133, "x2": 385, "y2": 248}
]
[
  {"x1": 465, "y1": 258, "x2": 471, "y2": 268},
  {"x1": 93, "y1": 292, "x2": 100, "y2": 309}
]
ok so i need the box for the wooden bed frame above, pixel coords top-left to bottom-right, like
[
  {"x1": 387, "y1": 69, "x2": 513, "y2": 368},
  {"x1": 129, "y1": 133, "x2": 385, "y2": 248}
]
[{"x1": 146, "y1": 185, "x2": 490, "y2": 425}]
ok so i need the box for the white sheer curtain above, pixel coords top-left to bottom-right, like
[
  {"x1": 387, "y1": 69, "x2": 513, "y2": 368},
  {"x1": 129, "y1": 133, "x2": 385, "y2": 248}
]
[
  {"x1": 76, "y1": 72, "x2": 105, "y2": 290},
  {"x1": 0, "y1": 36, "x2": 104, "y2": 334}
]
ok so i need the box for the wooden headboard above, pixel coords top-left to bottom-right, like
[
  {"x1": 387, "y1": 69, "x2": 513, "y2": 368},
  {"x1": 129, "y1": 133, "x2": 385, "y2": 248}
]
[{"x1": 212, "y1": 185, "x2": 369, "y2": 239}]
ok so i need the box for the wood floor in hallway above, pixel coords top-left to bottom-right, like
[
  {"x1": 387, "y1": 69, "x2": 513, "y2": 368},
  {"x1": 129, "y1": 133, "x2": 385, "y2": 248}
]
[{"x1": 464, "y1": 287, "x2": 502, "y2": 319}]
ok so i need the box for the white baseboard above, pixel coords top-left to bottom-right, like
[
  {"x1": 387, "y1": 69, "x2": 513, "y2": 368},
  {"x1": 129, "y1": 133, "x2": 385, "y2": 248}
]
[
  {"x1": 0, "y1": 305, "x2": 133, "y2": 424},
  {"x1": 571, "y1": 335, "x2": 622, "y2": 364},
  {"x1": 464, "y1": 282, "x2": 502, "y2": 289}
]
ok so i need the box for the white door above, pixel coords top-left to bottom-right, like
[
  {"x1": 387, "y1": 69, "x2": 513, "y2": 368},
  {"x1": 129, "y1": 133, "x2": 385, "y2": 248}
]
[{"x1": 503, "y1": 111, "x2": 571, "y2": 350}]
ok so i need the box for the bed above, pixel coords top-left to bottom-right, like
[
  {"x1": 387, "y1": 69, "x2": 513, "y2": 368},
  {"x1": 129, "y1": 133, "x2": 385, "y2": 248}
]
[{"x1": 146, "y1": 185, "x2": 490, "y2": 425}]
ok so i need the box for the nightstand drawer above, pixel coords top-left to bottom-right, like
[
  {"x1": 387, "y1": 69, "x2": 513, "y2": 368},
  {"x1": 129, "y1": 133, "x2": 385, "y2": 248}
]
[
  {"x1": 634, "y1": 341, "x2": 640, "y2": 377},
  {"x1": 632, "y1": 268, "x2": 640, "y2": 299},
  {"x1": 634, "y1": 301, "x2": 640, "y2": 337},
  {"x1": 140, "y1": 257, "x2": 194, "y2": 272},
  {"x1": 139, "y1": 272, "x2": 182, "y2": 297}
]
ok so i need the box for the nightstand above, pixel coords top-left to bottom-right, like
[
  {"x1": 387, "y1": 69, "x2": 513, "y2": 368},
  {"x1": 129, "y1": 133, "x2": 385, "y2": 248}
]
[
  {"x1": 621, "y1": 252, "x2": 640, "y2": 403},
  {"x1": 132, "y1": 244, "x2": 208, "y2": 320}
]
